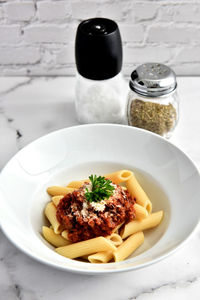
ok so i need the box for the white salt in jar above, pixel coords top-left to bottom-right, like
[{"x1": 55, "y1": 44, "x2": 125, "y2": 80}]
[{"x1": 75, "y1": 72, "x2": 127, "y2": 123}]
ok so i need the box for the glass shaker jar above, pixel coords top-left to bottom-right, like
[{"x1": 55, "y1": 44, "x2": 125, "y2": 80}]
[
  {"x1": 127, "y1": 63, "x2": 179, "y2": 138},
  {"x1": 75, "y1": 18, "x2": 126, "y2": 124}
]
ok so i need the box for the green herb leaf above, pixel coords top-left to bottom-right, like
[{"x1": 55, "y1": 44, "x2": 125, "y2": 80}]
[{"x1": 85, "y1": 175, "x2": 115, "y2": 203}]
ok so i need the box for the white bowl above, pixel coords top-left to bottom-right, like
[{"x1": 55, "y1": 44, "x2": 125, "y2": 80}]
[{"x1": 0, "y1": 124, "x2": 200, "y2": 274}]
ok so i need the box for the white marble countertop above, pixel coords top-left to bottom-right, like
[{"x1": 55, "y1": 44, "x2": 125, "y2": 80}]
[{"x1": 0, "y1": 77, "x2": 200, "y2": 299}]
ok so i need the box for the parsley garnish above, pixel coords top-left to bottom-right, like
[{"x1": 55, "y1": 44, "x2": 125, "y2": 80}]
[{"x1": 85, "y1": 175, "x2": 115, "y2": 203}]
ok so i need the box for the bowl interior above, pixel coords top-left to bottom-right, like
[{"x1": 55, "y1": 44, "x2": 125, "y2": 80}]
[{"x1": 1, "y1": 124, "x2": 200, "y2": 274}]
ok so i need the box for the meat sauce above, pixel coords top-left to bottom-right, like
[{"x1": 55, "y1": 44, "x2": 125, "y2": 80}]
[{"x1": 56, "y1": 182, "x2": 135, "y2": 242}]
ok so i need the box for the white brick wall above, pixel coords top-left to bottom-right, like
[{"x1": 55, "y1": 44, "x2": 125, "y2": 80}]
[
  {"x1": 4, "y1": 1, "x2": 35, "y2": 21},
  {"x1": 0, "y1": 0, "x2": 200, "y2": 76}
]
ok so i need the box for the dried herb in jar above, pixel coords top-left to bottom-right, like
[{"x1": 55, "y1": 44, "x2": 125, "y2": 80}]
[{"x1": 129, "y1": 99, "x2": 177, "y2": 136}]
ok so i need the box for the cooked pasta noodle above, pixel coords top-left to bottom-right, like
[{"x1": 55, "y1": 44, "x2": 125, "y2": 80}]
[
  {"x1": 42, "y1": 226, "x2": 71, "y2": 247},
  {"x1": 120, "y1": 211, "x2": 163, "y2": 239},
  {"x1": 88, "y1": 251, "x2": 113, "y2": 263},
  {"x1": 134, "y1": 203, "x2": 148, "y2": 220},
  {"x1": 106, "y1": 233, "x2": 123, "y2": 246},
  {"x1": 47, "y1": 186, "x2": 74, "y2": 196},
  {"x1": 67, "y1": 180, "x2": 88, "y2": 189},
  {"x1": 55, "y1": 237, "x2": 116, "y2": 259},
  {"x1": 104, "y1": 170, "x2": 133, "y2": 184},
  {"x1": 52, "y1": 195, "x2": 64, "y2": 206},
  {"x1": 112, "y1": 223, "x2": 124, "y2": 234},
  {"x1": 44, "y1": 202, "x2": 62, "y2": 234},
  {"x1": 113, "y1": 232, "x2": 144, "y2": 262},
  {"x1": 61, "y1": 230, "x2": 69, "y2": 240},
  {"x1": 126, "y1": 175, "x2": 152, "y2": 213}
]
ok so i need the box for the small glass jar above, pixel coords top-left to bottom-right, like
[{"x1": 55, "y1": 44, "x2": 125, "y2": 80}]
[{"x1": 127, "y1": 63, "x2": 179, "y2": 138}]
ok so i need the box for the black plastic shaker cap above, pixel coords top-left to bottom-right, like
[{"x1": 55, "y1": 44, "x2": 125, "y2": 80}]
[{"x1": 75, "y1": 18, "x2": 123, "y2": 80}]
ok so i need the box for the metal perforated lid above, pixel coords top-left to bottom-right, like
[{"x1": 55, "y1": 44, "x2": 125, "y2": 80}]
[{"x1": 129, "y1": 63, "x2": 177, "y2": 97}]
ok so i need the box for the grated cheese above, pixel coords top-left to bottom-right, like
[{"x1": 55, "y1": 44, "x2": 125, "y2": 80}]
[
  {"x1": 81, "y1": 201, "x2": 89, "y2": 217},
  {"x1": 90, "y1": 200, "x2": 106, "y2": 212}
]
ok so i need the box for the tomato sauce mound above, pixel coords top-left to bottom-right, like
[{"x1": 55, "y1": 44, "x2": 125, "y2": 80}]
[{"x1": 56, "y1": 183, "x2": 135, "y2": 242}]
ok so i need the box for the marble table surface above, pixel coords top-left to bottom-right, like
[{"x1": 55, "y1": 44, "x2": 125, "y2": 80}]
[{"x1": 0, "y1": 76, "x2": 200, "y2": 300}]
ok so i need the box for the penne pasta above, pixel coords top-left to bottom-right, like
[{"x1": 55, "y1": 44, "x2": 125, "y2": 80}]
[
  {"x1": 113, "y1": 232, "x2": 144, "y2": 262},
  {"x1": 126, "y1": 175, "x2": 152, "y2": 213},
  {"x1": 67, "y1": 180, "x2": 89, "y2": 189},
  {"x1": 52, "y1": 195, "x2": 64, "y2": 206},
  {"x1": 112, "y1": 223, "x2": 124, "y2": 234},
  {"x1": 88, "y1": 251, "x2": 113, "y2": 264},
  {"x1": 55, "y1": 237, "x2": 117, "y2": 259},
  {"x1": 121, "y1": 186, "x2": 127, "y2": 190},
  {"x1": 104, "y1": 170, "x2": 133, "y2": 184},
  {"x1": 42, "y1": 226, "x2": 71, "y2": 247},
  {"x1": 106, "y1": 233, "x2": 123, "y2": 246},
  {"x1": 134, "y1": 203, "x2": 148, "y2": 220},
  {"x1": 47, "y1": 186, "x2": 74, "y2": 196},
  {"x1": 120, "y1": 211, "x2": 164, "y2": 239},
  {"x1": 61, "y1": 230, "x2": 69, "y2": 240},
  {"x1": 44, "y1": 201, "x2": 62, "y2": 234}
]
